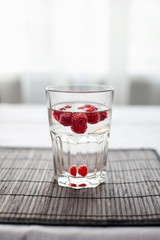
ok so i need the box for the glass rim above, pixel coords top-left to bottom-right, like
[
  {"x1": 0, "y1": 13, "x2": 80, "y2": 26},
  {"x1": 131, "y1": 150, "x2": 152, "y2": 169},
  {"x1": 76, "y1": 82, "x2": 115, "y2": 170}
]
[{"x1": 46, "y1": 84, "x2": 114, "y2": 93}]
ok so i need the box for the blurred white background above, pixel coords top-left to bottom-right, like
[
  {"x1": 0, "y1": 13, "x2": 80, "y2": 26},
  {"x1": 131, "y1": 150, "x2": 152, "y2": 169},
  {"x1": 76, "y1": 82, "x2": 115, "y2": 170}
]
[{"x1": 0, "y1": 0, "x2": 160, "y2": 104}]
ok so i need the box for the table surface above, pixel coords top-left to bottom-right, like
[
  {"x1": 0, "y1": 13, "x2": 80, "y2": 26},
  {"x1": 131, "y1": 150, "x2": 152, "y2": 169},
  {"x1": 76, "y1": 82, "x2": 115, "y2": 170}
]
[{"x1": 0, "y1": 104, "x2": 160, "y2": 240}]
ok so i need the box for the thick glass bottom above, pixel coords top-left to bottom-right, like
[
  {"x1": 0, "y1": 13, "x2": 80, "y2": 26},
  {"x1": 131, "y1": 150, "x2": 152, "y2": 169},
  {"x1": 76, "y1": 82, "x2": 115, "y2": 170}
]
[{"x1": 58, "y1": 170, "x2": 106, "y2": 189}]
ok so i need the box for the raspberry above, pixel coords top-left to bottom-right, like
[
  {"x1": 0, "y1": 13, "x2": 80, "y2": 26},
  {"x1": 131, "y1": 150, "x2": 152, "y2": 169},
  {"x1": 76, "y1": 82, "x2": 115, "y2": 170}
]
[
  {"x1": 84, "y1": 104, "x2": 94, "y2": 108},
  {"x1": 72, "y1": 112, "x2": 88, "y2": 127},
  {"x1": 78, "y1": 106, "x2": 86, "y2": 110},
  {"x1": 78, "y1": 183, "x2": 86, "y2": 187},
  {"x1": 100, "y1": 111, "x2": 108, "y2": 121},
  {"x1": 71, "y1": 124, "x2": 87, "y2": 134},
  {"x1": 59, "y1": 107, "x2": 66, "y2": 111},
  {"x1": 70, "y1": 183, "x2": 77, "y2": 187},
  {"x1": 87, "y1": 112, "x2": 100, "y2": 124},
  {"x1": 65, "y1": 105, "x2": 71, "y2": 109},
  {"x1": 69, "y1": 165, "x2": 77, "y2": 176},
  {"x1": 85, "y1": 106, "x2": 98, "y2": 112},
  {"x1": 53, "y1": 111, "x2": 61, "y2": 122},
  {"x1": 59, "y1": 112, "x2": 72, "y2": 126},
  {"x1": 78, "y1": 104, "x2": 97, "y2": 110},
  {"x1": 60, "y1": 105, "x2": 71, "y2": 111},
  {"x1": 78, "y1": 165, "x2": 88, "y2": 177}
]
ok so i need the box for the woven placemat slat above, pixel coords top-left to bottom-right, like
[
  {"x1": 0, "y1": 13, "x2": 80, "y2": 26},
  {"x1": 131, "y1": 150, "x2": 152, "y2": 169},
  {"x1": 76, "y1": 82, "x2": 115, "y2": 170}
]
[{"x1": 0, "y1": 147, "x2": 160, "y2": 226}]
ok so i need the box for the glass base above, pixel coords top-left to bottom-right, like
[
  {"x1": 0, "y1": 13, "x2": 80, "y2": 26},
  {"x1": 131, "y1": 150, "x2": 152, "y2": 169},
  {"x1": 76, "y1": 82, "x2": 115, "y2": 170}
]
[{"x1": 58, "y1": 170, "x2": 106, "y2": 189}]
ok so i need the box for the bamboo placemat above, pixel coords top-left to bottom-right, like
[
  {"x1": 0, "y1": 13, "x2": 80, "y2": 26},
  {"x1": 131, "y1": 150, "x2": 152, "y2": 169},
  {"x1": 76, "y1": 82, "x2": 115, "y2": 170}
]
[{"x1": 0, "y1": 147, "x2": 159, "y2": 226}]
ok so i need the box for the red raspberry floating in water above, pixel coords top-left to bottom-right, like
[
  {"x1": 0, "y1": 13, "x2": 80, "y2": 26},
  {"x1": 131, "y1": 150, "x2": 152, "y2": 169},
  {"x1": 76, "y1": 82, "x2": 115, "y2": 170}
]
[
  {"x1": 72, "y1": 112, "x2": 88, "y2": 127},
  {"x1": 71, "y1": 124, "x2": 87, "y2": 134},
  {"x1": 59, "y1": 107, "x2": 66, "y2": 111},
  {"x1": 83, "y1": 104, "x2": 94, "y2": 108},
  {"x1": 69, "y1": 165, "x2": 77, "y2": 176},
  {"x1": 77, "y1": 106, "x2": 85, "y2": 110},
  {"x1": 59, "y1": 112, "x2": 72, "y2": 126},
  {"x1": 87, "y1": 112, "x2": 101, "y2": 124},
  {"x1": 78, "y1": 104, "x2": 97, "y2": 110},
  {"x1": 65, "y1": 105, "x2": 71, "y2": 109},
  {"x1": 78, "y1": 105, "x2": 88, "y2": 110},
  {"x1": 85, "y1": 106, "x2": 98, "y2": 112},
  {"x1": 78, "y1": 165, "x2": 88, "y2": 177},
  {"x1": 71, "y1": 112, "x2": 88, "y2": 133},
  {"x1": 60, "y1": 105, "x2": 71, "y2": 111},
  {"x1": 100, "y1": 111, "x2": 108, "y2": 121},
  {"x1": 53, "y1": 111, "x2": 61, "y2": 122}
]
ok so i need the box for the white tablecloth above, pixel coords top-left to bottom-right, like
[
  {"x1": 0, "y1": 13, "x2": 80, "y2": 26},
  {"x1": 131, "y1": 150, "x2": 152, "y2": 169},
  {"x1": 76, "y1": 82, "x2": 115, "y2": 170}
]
[{"x1": 0, "y1": 104, "x2": 160, "y2": 240}]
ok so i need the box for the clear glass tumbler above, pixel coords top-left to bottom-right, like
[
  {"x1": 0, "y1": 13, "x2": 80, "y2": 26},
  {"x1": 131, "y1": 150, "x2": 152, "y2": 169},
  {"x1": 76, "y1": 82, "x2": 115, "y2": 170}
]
[{"x1": 46, "y1": 85, "x2": 114, "y2": 189}]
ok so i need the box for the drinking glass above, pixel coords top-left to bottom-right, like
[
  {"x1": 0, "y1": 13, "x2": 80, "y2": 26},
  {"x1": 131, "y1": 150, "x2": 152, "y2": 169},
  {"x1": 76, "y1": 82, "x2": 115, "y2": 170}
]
[{"x1": 46, "y1": 85, "x2": 114, "y2": 189}]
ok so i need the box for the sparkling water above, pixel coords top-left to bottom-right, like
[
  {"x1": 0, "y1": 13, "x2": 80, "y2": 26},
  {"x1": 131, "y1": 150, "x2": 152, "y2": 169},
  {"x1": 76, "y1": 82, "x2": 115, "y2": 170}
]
[{"x1": 48, "y1": 102, "x2": 112, "y2": 188}]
